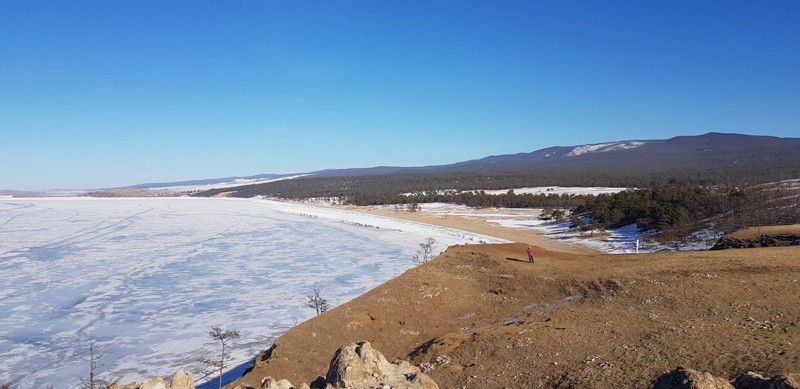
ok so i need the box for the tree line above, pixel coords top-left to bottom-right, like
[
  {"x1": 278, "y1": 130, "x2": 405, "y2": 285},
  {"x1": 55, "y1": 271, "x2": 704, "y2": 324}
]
[
  {"x1": 575, "y1": 183, "x2": 800, "y2": 240},
  {"x1": 193, "y1": 169, "x2": 800, "y2": 241}
]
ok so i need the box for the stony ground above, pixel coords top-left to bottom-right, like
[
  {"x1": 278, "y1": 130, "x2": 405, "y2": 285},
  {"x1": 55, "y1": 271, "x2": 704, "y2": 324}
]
[{"x1": 228, "y1": 242, "x2": 800, "y2": 388}]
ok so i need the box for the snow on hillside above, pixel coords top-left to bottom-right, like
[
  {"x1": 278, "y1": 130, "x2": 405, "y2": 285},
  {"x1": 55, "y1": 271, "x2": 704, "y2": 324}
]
[
  {"x1": 567, "y1": 141, "x2": 648, "y2": 156},
  {"x1": 0, "y1": 197, "x2": 502, "y2": 389},
  {"x1": 148, "y1": 174, "x2": 310, "y2": 193},
  {"x1": 402, "y1": 187, "x2": 629, "y2": 197},
  {"x1": 480, "y1": 186, "x2": 629, "y2": 196}
]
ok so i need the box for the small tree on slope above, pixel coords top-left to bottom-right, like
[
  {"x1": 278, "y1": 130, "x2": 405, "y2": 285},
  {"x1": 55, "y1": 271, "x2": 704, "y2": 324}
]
[
  {"x1": 304, "y1": 286, "x2": 329, "y2": 315},
  {"x1": 203, "y1": 326, "x2": 241, "y2": 389},
  {"x1": 411, "y1": 237, "x2": 437, "y2": 265}
]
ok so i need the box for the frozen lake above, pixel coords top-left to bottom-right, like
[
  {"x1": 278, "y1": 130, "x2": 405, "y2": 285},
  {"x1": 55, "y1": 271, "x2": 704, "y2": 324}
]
[{"x1": 0, "y1": 197, "x2": 501, "y2": 388}]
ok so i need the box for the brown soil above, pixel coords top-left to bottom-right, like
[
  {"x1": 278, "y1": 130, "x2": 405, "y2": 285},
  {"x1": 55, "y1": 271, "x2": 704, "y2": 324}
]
[{"x1": 229, "y1": 239, "x2": 800, "y2": 388}]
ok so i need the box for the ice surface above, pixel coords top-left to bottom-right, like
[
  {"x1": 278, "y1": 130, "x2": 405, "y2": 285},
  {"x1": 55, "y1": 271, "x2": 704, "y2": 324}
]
[{"x1": 0, "y1": 198, "x2": 502, "y2": 388}]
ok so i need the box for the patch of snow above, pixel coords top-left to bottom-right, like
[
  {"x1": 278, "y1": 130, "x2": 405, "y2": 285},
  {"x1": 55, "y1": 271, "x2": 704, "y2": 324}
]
[
  {"x1": 398, "y1": 189, "x2": 458, "y2": 196},
  {"x1": 567, "y1": 141, "x2": 648, "y2": 156},
  {"x1": 403, "y1": 187, "x2": 630, "y2": 197},
  {"x1": 479, "y1": 187, "x2": 629, "y2": 196},
  {"x1": 147, "y1": 174, "x2": 310, "y2": 193}
]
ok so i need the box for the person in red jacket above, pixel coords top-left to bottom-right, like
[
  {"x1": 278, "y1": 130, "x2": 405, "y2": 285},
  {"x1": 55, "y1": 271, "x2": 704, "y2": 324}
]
[{"x1": 527, "y1": 246, "x2": 534, "y2": 263}]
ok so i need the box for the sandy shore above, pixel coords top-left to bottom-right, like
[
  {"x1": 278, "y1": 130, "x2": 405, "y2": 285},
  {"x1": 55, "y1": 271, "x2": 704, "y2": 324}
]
[{"x1": 347, "y1": 204, "x2": 598, "y2": 254}]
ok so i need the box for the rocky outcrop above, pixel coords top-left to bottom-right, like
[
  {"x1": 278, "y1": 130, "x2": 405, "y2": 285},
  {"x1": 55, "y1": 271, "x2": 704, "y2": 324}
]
[
  {"x1": 711, "y1": 234, "x2": 800, "y2": 250},
  {"x1": 653, "y1": 367, "x2": 734, "y2": 389},
  {"x1": 733, "y1": 371, "x2": 800, "y2": 389},
  {"x1": 652, "y1": 368, "x2": 800, "y2": 389},
  {"x1": 110, "y1": 371, "x2": 193, "y2": 389},
  {"x1": 111, "y1": 342, "x2": 434, "y2": 389},
  {"x1": 710, "y1": 237, "x2": 748, "y2": 250},
  {"x1": 232, "y1": 341, "x2": 437, "y2": 389},
  {"x1": 734, "y1": 371, "x2": 772, "y2": 389},
  {"x1": 170, "y1": 371, "x2": 195, "y2": 389},
  {"x1": 320, "y1": 341, "x2": 438, "y2": 389},
  {"x1": 258, "y1": 376, "x2": 302, "y2": 389}
]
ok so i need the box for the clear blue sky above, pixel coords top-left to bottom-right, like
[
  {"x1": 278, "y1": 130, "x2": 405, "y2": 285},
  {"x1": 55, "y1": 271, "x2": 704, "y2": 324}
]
[{"x1": 1, "y1": 1, "x2": 798, "y2": 190}]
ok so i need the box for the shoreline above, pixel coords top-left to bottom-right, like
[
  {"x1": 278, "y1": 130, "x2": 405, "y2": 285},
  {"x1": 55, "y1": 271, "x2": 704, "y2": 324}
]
[{"x1": 344, "y1": 203, "x2": 597, "y2": 255}]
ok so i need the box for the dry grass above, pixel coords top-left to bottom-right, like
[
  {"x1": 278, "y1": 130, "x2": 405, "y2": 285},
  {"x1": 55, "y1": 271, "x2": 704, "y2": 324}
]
[
  {"x1": 228, "y1": 242, "x2": 800, "y2": 388},
  {"x1": 729, "y1": 224, "x2": 800, "y2": 239}
]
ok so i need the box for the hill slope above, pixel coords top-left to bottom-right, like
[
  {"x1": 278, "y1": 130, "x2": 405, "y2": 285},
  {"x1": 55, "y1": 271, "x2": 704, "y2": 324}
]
[
  {"x1": 228, "y1": 243, "x2": 800, "y2": 388},
  {"x1": 193, "y1": 133, "x2": 800, "y2": 199},
  {"x1": 307, "y1": 132, "x2": 800, "y2": 181}
]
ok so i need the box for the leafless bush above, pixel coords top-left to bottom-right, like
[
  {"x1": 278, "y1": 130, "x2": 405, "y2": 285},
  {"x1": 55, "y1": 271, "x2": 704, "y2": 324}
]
[
  {"x1": 411, "y1": 237, "x2": 437, "y2": 265},
  {"x1": 303, "y1": 287, "x2": 329, "y2": 315}
]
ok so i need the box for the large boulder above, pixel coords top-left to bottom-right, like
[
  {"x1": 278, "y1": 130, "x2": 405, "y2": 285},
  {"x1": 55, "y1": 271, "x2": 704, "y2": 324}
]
[
  {"x1": 770, "y1": 374, "x2": 800, "y2": 389},
  {"x1": 170, "y1": 371, "x2": 194, "y2": 389},
  {"x1": 653, "y1": 367, "x2": 734, "y2": 389},
  {"x1": 260, "y1": 376, "x2": 297, "y2": 389},
  {"x1": 323, "y1": 341, "x2": 438, "y2": 389},
  {"x1": 109, "y1": 371, "x2": 194, "y2": 389},
  {"x1": 140, "y1": 376, "x2": 168, "y2": 389},
  {"x1": 733, "y1": 372, "x2": 800, "y2": 389},
  {"x1": 734, "y1": 372, "x2": 771, "y2": 389},
  {"x1": 711, "y1": 237, "x2": 746, "y2": 250}
]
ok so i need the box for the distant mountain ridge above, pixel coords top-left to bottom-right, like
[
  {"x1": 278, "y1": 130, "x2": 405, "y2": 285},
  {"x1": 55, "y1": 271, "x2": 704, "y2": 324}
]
[
  {"x1": 128, "y1": 132, "x2": 800, "y2": 191},
  {"x1": 129, "y1": 173, "x2": 294, "y2": 189},
  {"x1": 183, "y1": 132, "x2": 800, "y2": 201},
  {"x1": 309, "y1": 132, "x2": 800, "y2": 179}
]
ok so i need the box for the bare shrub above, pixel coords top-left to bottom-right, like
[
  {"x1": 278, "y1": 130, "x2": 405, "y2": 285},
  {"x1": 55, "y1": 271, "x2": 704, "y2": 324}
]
[
  {"x1": 303, "y1": 286, "x2": 329, "y2": 315},
  {"x1": 411, "y1": 237, "x2": 437, "y2": 265}
]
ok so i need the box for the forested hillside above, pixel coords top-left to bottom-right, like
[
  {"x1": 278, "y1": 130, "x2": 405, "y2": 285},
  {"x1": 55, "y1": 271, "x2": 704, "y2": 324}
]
[
  {"x1": 576, "y1": 181, "x2": 800, "y2": 240},
  {"x1": 194, "y1": 133, "x2": 800, "y2": 205},
  {"x1": 191, "y1": 133, "x2": 800, "y2": 242}
]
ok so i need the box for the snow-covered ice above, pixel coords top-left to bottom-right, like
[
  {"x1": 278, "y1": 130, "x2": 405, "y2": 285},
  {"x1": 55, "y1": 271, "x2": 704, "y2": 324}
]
[{"x1": 0, "y1": 197, "x2": 502, "y2": 388}]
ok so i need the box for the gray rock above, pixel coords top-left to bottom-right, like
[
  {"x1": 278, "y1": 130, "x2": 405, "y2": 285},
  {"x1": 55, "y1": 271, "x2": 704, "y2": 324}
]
[
  {"x1": 170, "y1": 371, "x2": 194, "y2": 389},
  {"x1": 771, "y1": 374, "x2": 800, "y2": 389},
  {"x1": 653, "y1": 367, "x2": 734, "y2": 389},
  {"x1": 140, "y1": 376, "x2": 168, "y2": 389},
  {"x1": 261, "y1": 376, "x2": 296, "y2": 389},
  {"x1": 733, "y1": 372, "x2": 800, "y2": 389},
  {"x1": 324, "y1": 341, "x2": 438, "y2": 389},
  {"x1": 734, "y1": 371, "x2": 771, "y2": 389}
]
